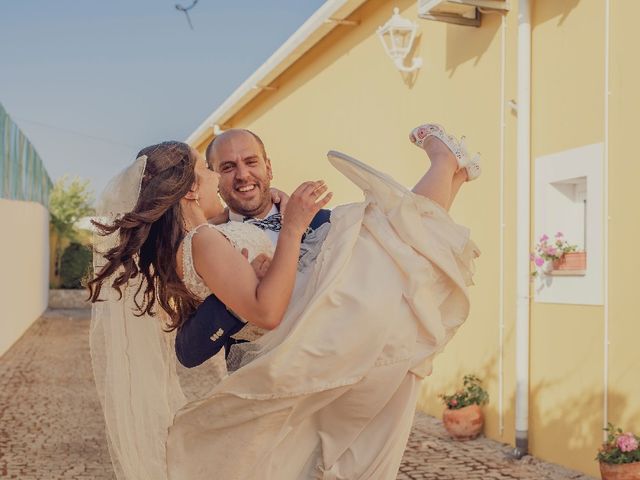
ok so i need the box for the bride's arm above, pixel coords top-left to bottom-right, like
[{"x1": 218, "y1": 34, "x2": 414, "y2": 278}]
[{"x1": 192, "y1": 181, "x2": 331, "y2": 330}]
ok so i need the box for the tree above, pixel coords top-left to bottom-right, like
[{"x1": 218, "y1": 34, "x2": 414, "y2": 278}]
[{"x1": 49, "y1": 176, "x2": 94, "y2": 278}]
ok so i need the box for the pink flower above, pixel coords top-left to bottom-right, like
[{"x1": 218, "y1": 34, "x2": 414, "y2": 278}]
[
  {"x1": 540, "y1": 234, "x2": 549, "y2": 242},
  {"x1": 547, "y1": 247, "x2": 557, "y2": 256},
  {"x1": 555, "y1": 232, "x2": 564, "y2": 238},
  {"x1": 450, "y1": 399, "x2": 458, "y2": 406},
  {"x1": 617, "y1": 433, "x2": 639, "y2": 453},
  {"x1": 535, "y1": 256, "x2": 545, "y2": 267}
]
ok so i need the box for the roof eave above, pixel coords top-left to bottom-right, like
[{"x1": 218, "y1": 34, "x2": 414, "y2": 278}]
[{"x1": 186, "y1": 0, "x2": 368, "y2": 148}]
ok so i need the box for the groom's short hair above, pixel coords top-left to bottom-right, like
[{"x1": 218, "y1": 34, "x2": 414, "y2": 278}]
[{"x1": 205, "y1": 129, "x2": 267, "y2": 166}]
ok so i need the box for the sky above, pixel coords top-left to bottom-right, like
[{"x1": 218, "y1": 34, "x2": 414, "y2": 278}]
[{"x1": 0, "y1": 0, "x2": 326, "y2": 198}]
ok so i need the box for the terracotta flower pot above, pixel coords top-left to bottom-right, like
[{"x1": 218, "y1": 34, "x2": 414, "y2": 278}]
[
  {"x1": 552, "y1": 251, "x2": 587, "y2": 271},
  {"x1": 442, "y1": 404, "x2": 484, "y2": 441},
  {"x1": 599, "y1": 461, "x2": 640, "y2": 480}
]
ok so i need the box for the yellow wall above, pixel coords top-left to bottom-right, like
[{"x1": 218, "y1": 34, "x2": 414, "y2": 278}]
[
  {"x1": 0, "y1": 199, "x2": 50, "y2": 356},
  {"x1": 528, "y1": 1, "x2": 604, "y2": 474},
  {"x1": 192, "y1": 0, "x2": 640, "y2": 475}
]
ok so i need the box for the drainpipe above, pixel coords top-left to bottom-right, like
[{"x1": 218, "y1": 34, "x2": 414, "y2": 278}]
[
  {"x1": 602, "y1": 0, "x2": 610, "y2": 441},
  {"x1": 513, "y1": 0, "x2": 532, "y2": 459},
  {"x1": 498, "y1": 11, "x2": 507, "y2": 437}
]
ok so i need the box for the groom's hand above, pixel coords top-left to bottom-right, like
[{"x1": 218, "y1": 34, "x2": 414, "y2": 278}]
[
  {"x1": 241, "y1": 248, "x2": 272, "y2": 280},
  {"x1": 270, "y1": 187, "x2": 290, "y2": 217}
]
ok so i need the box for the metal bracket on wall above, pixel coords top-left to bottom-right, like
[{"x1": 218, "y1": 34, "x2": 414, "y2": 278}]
[
  {"x1": 418, "y1": 0, "x2": 509, "y2": 27},
  {"x1": 419, "y1": 10, "x2": 481, "y2": 27},
  {"x1": 324, "y1": 18, "x2": 360, "y2": 26},
  {"x1": 252, "y1": 85, "x2": 278, "y2": 91}
]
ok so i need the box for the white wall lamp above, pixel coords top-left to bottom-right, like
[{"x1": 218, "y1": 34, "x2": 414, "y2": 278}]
[{"x1": 376, "y1": 8, "x2": 423, "y2": 73}]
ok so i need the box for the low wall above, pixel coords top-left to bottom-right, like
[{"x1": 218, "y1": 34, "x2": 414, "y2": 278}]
[
  {"x1": 48, "y1": 289, "x2": 91, "y2": 309},
  {"x1": 0, "y1": 199, "x2": 50, "y2": 356}
]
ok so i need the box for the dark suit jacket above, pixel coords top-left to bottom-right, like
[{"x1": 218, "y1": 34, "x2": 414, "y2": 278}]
[{"x1": 175, "y1": 209, "x2": 331, "y2": 368}]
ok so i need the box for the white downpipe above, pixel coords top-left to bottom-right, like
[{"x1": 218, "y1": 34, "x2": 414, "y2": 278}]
[
  {"x1": 498, "y1": 12, "x2": 507, "y2": 437},
  {"x1": 603, "y1": 0, "x2": 610, "y2": 440},
  {"x1": 514, "y1": 0, "x2": 531, "y2": 458}
]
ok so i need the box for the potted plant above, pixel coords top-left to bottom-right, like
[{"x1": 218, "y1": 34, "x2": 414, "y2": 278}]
[
  {"x1": 531, "y1": 232, "x2": 586, "y2": 277},
  {"x1": 597, "y1": 423, "x2": 640, "y2": 480},
  {"x1": 439, "y1": 374, "x2": 489, "y2": 441}
]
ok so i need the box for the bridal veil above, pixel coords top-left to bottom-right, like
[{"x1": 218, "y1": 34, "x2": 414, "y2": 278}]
[{"x1": 89, "y1": 155, "x2": 186, "y2": 480}]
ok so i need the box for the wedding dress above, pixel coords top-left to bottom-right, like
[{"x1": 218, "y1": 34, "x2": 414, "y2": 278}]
[
  {"x1": 183, "y1": 220, "x2": 274, "y2": 343},
  {"x1": 165, "y1": 151, "x2": 479, "y2": 479}
]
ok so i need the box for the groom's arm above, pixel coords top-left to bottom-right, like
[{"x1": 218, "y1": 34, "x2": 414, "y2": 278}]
[
  {"x1": 175, "y1": 214, "x2": 330, "y2": 368},
  {"x1": 175, "y1": 250, "x2": 271, "y2": 368},
  {"x1": 175, "y1": 294, "x2": 246, "y2": 368},
  {"x1": 310, "y1": 208, "x2": 331, "y2": 230}
]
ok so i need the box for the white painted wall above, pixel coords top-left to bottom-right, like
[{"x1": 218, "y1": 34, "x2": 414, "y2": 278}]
[{"x1": 0, "y1": 198, "x2": 50, "y2": 356}]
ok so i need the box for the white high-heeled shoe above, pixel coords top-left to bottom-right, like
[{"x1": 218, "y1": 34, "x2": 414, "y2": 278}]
[{"x1": 409, "y1": 123, "x2": 482, "y2": 182}]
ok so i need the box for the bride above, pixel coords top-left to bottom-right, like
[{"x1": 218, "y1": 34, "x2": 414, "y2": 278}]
[{"x1": 88, "y1": 124, "x2": 480, "y2": 480}]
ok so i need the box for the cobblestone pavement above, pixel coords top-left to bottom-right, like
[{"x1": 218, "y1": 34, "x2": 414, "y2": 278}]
[
  {"x1": 400, "y1": 416, "x2": 595, "y2": 480},
  {"x1": 0, "y1": 311, "x2": 596, "y2": 479}
]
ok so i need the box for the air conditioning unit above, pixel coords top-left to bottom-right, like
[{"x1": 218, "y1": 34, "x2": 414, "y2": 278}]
[{"x1": 418, "y1": 0, "x2": 509, "y2": 27}]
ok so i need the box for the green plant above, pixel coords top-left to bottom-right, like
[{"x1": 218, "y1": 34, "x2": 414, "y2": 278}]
[
  {"x1": 49, "y1": 175, "x2": 94, "y2": 277},
  {"x1": 596, "y1": 423, "x2": 640, "y2": 465},
  {"x1": 60, "y1": 242, "x2": 93, "y2": 289},
  {"x1": 440, "y1": 374, "x2": 489, "y2": 410}
]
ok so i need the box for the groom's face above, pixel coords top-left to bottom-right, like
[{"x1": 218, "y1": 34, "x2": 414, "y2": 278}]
[{"x1": 209, "y1": 130, "x2": 273, "y2": 218}]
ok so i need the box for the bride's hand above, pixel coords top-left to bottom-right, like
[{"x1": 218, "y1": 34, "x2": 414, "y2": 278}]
[
  {"x1": 281, "y1": 180, "x2": 332, "y2": 237},
  {"x1": 270, "y1": 188, "x2": 290, "y2": 216}
]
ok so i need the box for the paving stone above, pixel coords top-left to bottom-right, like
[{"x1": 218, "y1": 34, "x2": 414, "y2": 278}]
[{"x1": 0, "y1": 311, "x2": 597, "y2": 479}]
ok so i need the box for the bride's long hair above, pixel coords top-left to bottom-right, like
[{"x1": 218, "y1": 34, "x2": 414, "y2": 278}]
[{"x1": 87, "y1": 141, "x2": 200, "y2": 330}]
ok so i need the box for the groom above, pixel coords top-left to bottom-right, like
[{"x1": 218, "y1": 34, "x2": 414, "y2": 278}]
[{"x1": 175, "y1": 129, "x2": 331, "y2": 368}]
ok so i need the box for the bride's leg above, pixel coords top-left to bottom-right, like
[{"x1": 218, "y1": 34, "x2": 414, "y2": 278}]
[
  {"x1": 411, "y1": 136, "x2": 460, "y2": 209},
  {"x1": 446, "y1": 169, "x2": 468, "y2": 211}
]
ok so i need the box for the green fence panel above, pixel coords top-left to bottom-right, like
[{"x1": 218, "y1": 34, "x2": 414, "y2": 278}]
[{"x1": 0, "y1": 103, "x2": 52, "y2": 206}]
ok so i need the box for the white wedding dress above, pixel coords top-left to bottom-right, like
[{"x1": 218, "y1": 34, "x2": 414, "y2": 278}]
[
  {"x1": 182, "y1": 220, "x2": 274, "y2": 344},
  {"x1": 165, "y1": 151, "x2": 479, "y2": 480}
]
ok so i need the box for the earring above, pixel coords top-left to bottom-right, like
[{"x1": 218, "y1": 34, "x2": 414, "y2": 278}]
[{"x1": 195, "y1": 194, "x2": 201, "y2": 207}]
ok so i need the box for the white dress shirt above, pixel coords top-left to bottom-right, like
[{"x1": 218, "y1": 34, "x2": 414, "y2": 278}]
[{"x1": 228, "y1": 204, "x2": 280, "y2": 247}]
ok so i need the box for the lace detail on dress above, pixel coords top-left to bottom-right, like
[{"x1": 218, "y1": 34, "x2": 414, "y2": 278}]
[
  {"x1": 181, "y1": 222, "x2": 275, "y2": 340},
  {"x1": 182, "y1": 222, "x2": 275, "y2": 300},
  {"x1": 182, "y1": 224, "x2": 217, "y2": 302},
  {"x1": 213, "y1": 222, "x2": 275, "y2": 263}
]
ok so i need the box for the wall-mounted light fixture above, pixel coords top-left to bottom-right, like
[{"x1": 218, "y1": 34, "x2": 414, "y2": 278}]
[{"x1": 376, "y1": 8, "x2": 422, "y2": 73}]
